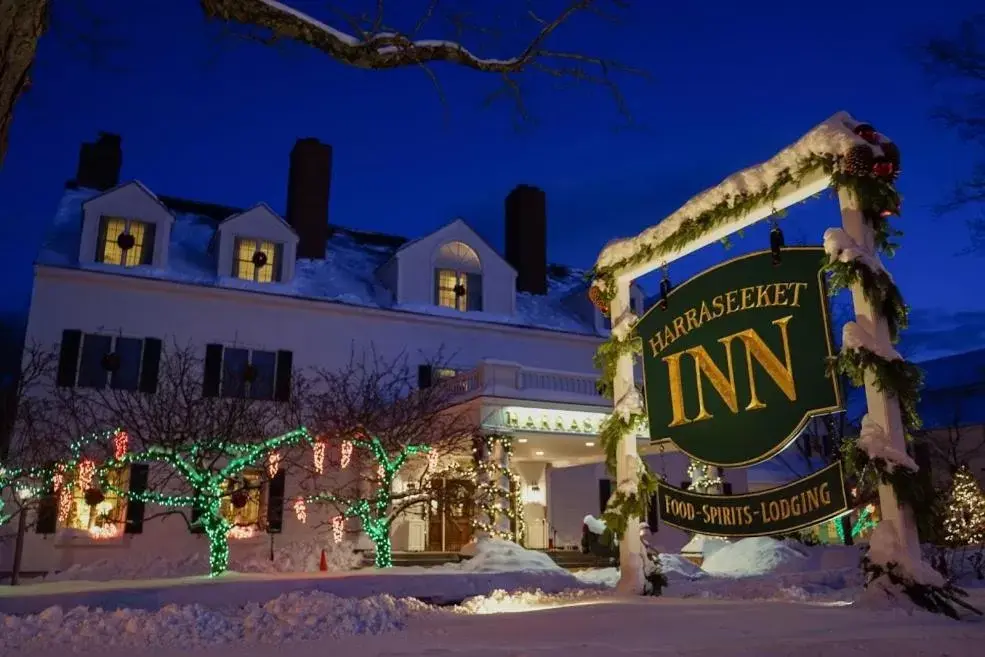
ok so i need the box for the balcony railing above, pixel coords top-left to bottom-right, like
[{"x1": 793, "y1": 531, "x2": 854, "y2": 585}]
[{"x1": 447, "y1": 359, "x2": 608, "y2": 406}]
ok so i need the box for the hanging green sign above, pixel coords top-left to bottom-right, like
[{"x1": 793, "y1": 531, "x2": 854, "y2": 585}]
[
  {"x1": 656, "y1": 461, "x2": 849, "y2": 537},
  {"x1": 637, "y1": 247, "x2": 842, "y2": 467}
]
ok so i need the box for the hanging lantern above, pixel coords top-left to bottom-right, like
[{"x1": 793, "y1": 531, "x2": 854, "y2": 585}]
[
  {"x1": 293, "y1": 498, "x2": 307, "y2": 524},
  {"x1": 332, "y1": 515, "x2": 345, "y2": 544},
  {"x1": 340, "y1": 441, "x2": 353, "y2": 470},
  {"x1": 312, "y1": 440, "x2": 326, "y2": 475},
  {"x1": 267, "y1": 451, "x2": 281, "y2": 479},
  {"x1": 658, "y1": 271, "x2": 672, "y2": 310},
  {"x1": 770, "y1": 223, "x2": 785, "y2": 266},
  {"x1": 84, "y1": 488, "x2": 105, "y2": 507},
  {"x1": 113, "y1": 430, "x2": 129, "y2": 460}
]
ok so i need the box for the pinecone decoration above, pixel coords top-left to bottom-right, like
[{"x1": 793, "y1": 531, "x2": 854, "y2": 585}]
[
  {"x1": 843, "y1": 144, "x2": 875, "y2": 176},
  {"x1": 589, "y1": 285, "x2": 609, "y2": 314}
]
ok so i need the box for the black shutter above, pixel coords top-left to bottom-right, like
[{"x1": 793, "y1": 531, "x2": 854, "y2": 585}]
[
  {"x1": 598, "y1": 479, "x2": 612, "y2": 515},
  {"x1": 274, "y1": 350, "x2": 293, "y2": 402},
  {"x1": 95, "y1": 216, "x2": 110, "y2": 263},
  {"x1": 273, "y1": 243, "x2": 284, "y2": 282},
  {"x1": 124, "y1": 464, "x2": 149, "y2": 534},
  {"x1": 266, "y1": 470, "x2": 286, "y2": 533},
  {"x1": 190, "y1": 504, "x2": 205, "y2": 534},
  {"x1": 203, "y1": 344, "x2": 223, "y2": 397},
  {"x1": 647, "y1": 493, "x2": 658, "y2": 530},
  {"x1": 35, "y1": 496, "x2": 57, "y2": 534},
  {"x1": 722, "y1": 482, "x2": 733, "y2": 495},
  {"x1": 418, "y1": 365, "x2": 433, "y2": 389},
  {"x1": 433, "y1": 269, "x2": 441, "y2": 304},
  {"x1": 140, "y1": 222, "x2": 156, "y2": 265},
  {"x1": 139, "y1": 338, "x2": 162, "y2": 393},
  {"x1": 56, "y1": 329, "x2": 83, "y2": 387},
  {"x1": 466, "y1": 273, "x2": 483, "y2": 311}
]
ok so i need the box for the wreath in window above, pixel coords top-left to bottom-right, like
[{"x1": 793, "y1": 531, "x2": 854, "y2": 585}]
[
  {"x1": 453, "y1": 283, "x2": 466, "y2": 297},
  {"x1": 117, "y1": 232, "x2": 135, "y2": 251},
  {"x1": 231, "y1": 489, "x2": 250, "y2": 509},
  {"x1": 84, "y1": 488, "x2": 105, "y2": 507},
  {"x1": 242, "y1": 364, "x2": 258, "y2": 383},
  {"x1": 101, "y1": 352, "x2": 121, "y2": 372},
  {"x1": 252, "y1": 251, "x2": 268, "y2": 268}
]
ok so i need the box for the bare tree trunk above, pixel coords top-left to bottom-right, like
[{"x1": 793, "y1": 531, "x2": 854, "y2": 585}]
[
  {"x1": 10, "y1": 504, "x2": 27, "y2": 585},
  {"x1": 0, "y1": 0, "x2": 48, "y2": 167}
]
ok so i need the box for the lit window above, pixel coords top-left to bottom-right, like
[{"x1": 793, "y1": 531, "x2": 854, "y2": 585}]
[
  {"x1": 65, "y1": 467, "x2": 129, "y2": 534},
  {"x1": 435, "y1": 368, "x2": 457, "y2": 380},
  {"x1": 97, "y1": 217, "x2": 155, "y2": 267},
  {"x1": 433, "y1": 241, "x2": 482, "y2": 312},
  {"x1": 233, "y1": 238, "x2": 281, "y2": 283},
  {"x1": 220, "y1": 471, "x2": 263, "y2": 530}
]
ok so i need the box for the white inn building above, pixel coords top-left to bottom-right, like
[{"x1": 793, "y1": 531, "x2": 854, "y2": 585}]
[{"x1": 3, "y1": 133, "x2": 747, "y2": 573}]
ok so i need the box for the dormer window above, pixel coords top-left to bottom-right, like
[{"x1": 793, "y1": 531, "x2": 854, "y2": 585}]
[
  {"x1": 433, "y1": 241, "x2": 482, "y2": 311},
  {"x1": 96, "y1": 216, "x2": 155, "y2": 267},
  {"x1": 233, "y1": 238, "x2": 282, "y2": 283}
]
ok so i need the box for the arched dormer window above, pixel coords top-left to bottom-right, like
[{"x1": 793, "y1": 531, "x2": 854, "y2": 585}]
[{"x1": 433, "y1": 241, "x2": 483, "y2": 311}]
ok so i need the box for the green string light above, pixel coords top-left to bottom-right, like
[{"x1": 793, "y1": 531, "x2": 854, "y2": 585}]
[
  {"x1": 95, "y1": 427, "x2": 313, "y2": 577},
  {"x1": 305, "y1": 435, "x2": 429, "y2": 569}
]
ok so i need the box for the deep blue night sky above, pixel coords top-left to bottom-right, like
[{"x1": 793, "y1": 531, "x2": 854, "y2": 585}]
[{"x1": 1, "y1": 0, "x2": 982, "y2": 355}]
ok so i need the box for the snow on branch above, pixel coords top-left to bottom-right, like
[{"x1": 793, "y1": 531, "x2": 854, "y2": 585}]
[
  {"x1": 199, "y1": 0, "x2": 640, "y2": 117},
  {"x1": 858, "y1": 414, "x2": 918, "y2": 473}
]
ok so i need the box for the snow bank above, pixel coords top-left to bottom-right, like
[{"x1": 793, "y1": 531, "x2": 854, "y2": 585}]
[
  {"x1": 44, "y1": 536, "x2": 361, "y2": 582},
  {"x1": 575, "y1": 553, "x2": 705, "y2": 587},
  {"x1": 701, "y1": 538, "x2": 812, "y2": 577},
  {"x1": 0, "y1": 591, "x2": 431, "y2": 653},
  {"x1": 455, "y1": 588, "x2": 606, "y2": 614},
  {"x1": 443, "y1": 538, "x2": 569, "y2": 574}
]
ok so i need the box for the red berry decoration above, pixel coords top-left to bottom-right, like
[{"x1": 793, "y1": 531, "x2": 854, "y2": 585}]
[
  {"x1": 589, "y1": 285, "x2": 609, "y2": 313},
  {"x1": 84, "y1": 488, "x2": 105, "y2": 507},
  {"x1": 231, "y1": 490, "x2": 249, "y2": 509},
  {"x1": 872, "y1": 159, "x2": 896, "y2": 179}
]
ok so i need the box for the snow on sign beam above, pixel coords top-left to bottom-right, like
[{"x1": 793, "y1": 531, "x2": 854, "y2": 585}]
[{"x1": 595, "y1": 112, "x2": 867, "y2": 283}]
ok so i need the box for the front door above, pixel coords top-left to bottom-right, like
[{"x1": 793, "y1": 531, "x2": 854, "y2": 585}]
[{"x1": 427, "y1": 478, "x2": 475, "y2": 551}]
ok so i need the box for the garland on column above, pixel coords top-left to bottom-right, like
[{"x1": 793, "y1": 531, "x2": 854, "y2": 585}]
[
  {"x1": 819, "y1": 130, "x2": 978, "y2": 618},
  {"x1": 591, "y1": 309, "x2": 657, "y2": 540},
  {"x1": 468, "y1": 434, "x2": 524, "y2": 542}
]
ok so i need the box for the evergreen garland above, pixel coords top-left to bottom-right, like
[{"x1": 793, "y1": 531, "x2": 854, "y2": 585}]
[
  {"x1": 828, "y1": 346, "x2": 923, "y2": 432},
  {"x1": 824, "y1": 257, "x2": 908, "y2": 342}
]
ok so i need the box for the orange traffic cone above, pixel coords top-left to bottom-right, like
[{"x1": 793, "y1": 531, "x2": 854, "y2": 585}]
[{"x1": 319, "y1": 549, "x2": 328, "y2": 572}]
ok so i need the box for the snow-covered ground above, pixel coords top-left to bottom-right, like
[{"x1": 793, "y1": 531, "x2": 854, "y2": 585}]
[{"x1": 2, "y1": 538, "x2": 984, "y2": 656}]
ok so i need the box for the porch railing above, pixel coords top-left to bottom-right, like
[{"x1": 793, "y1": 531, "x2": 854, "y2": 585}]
[{"x1": 446, "y1": 360, "x2": 609, "y2": 406}]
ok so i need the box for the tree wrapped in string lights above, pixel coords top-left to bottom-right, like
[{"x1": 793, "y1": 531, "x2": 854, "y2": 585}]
[
  {"x1": 54, "y1": 343, "x2": 306, "y2": 576},
  {"x1": 99, "y1": 427, "x2": 311, "y2": 576},
  {"x1": 293, "y1": 347, "x2": 475, "y2": 567}
]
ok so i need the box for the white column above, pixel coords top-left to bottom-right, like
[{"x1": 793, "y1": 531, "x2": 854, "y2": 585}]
[
  {"x1": 612, "y1": 279, "x2": 644, "y2": 594},
  {"x1": 838, "y1": 188, "x2": 921, "y2": 564}
]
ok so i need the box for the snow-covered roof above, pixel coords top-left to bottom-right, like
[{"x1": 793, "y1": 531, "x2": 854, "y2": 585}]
[
  {"x1": 37, "y1": 187, "x2": 601, "y2": 337},
  {"x1": 595, "y1": 111, "x2": 872, "y2": 279}
]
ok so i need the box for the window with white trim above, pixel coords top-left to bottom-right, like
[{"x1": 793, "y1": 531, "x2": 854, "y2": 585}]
[
  {"x1": 233, "y1": 237, "x2": 282, "y2": 283},
  {"x1": 96, "y1": 216, "x2": 155, "y2": 267},
  {"x1": 433, "y1": 241, "x2": 482, "y2": 311}
]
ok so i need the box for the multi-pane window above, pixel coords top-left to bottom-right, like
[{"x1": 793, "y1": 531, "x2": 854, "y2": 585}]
[
  {"x1": 77, "y1": 334, "x2": 146, "y2": 390},
  {"x1": 65, "y1": 467, "x2": 129, "y2": 534},
  {"x1": 433, "y1": 241, "x2": 482, "y2": 312},
  {"x1": 203, "y1": 344, "x2": 292, "y2": 402},
  {"x1": 220, "y1": 471, "x2": 263, "y2": 529},
  {"x1": 233, "y1": 238, "x2": 281, "y2": 283},
  {"x1": 96, "y1": 216, "x2": 155, "y2": 267}
]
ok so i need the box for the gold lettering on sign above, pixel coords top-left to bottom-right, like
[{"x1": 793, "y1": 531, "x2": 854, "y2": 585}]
[
  {"x1": 646, "y1": 281, "x2": 811, "y2": 358},
  {"x1": 661, "y1": 316, "x2": 798, "y2": 427}
]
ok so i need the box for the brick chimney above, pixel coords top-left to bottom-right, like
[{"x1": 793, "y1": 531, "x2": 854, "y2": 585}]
[
  {"x1": 73, "y1": 132, "x2": 122, "y2": 191},
  {"x1": 505, "y1": 184, "x2": 547, "y2": 295},
  {"x1": 286, "y1": 138, "x2": 332, "y2": 259}
]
